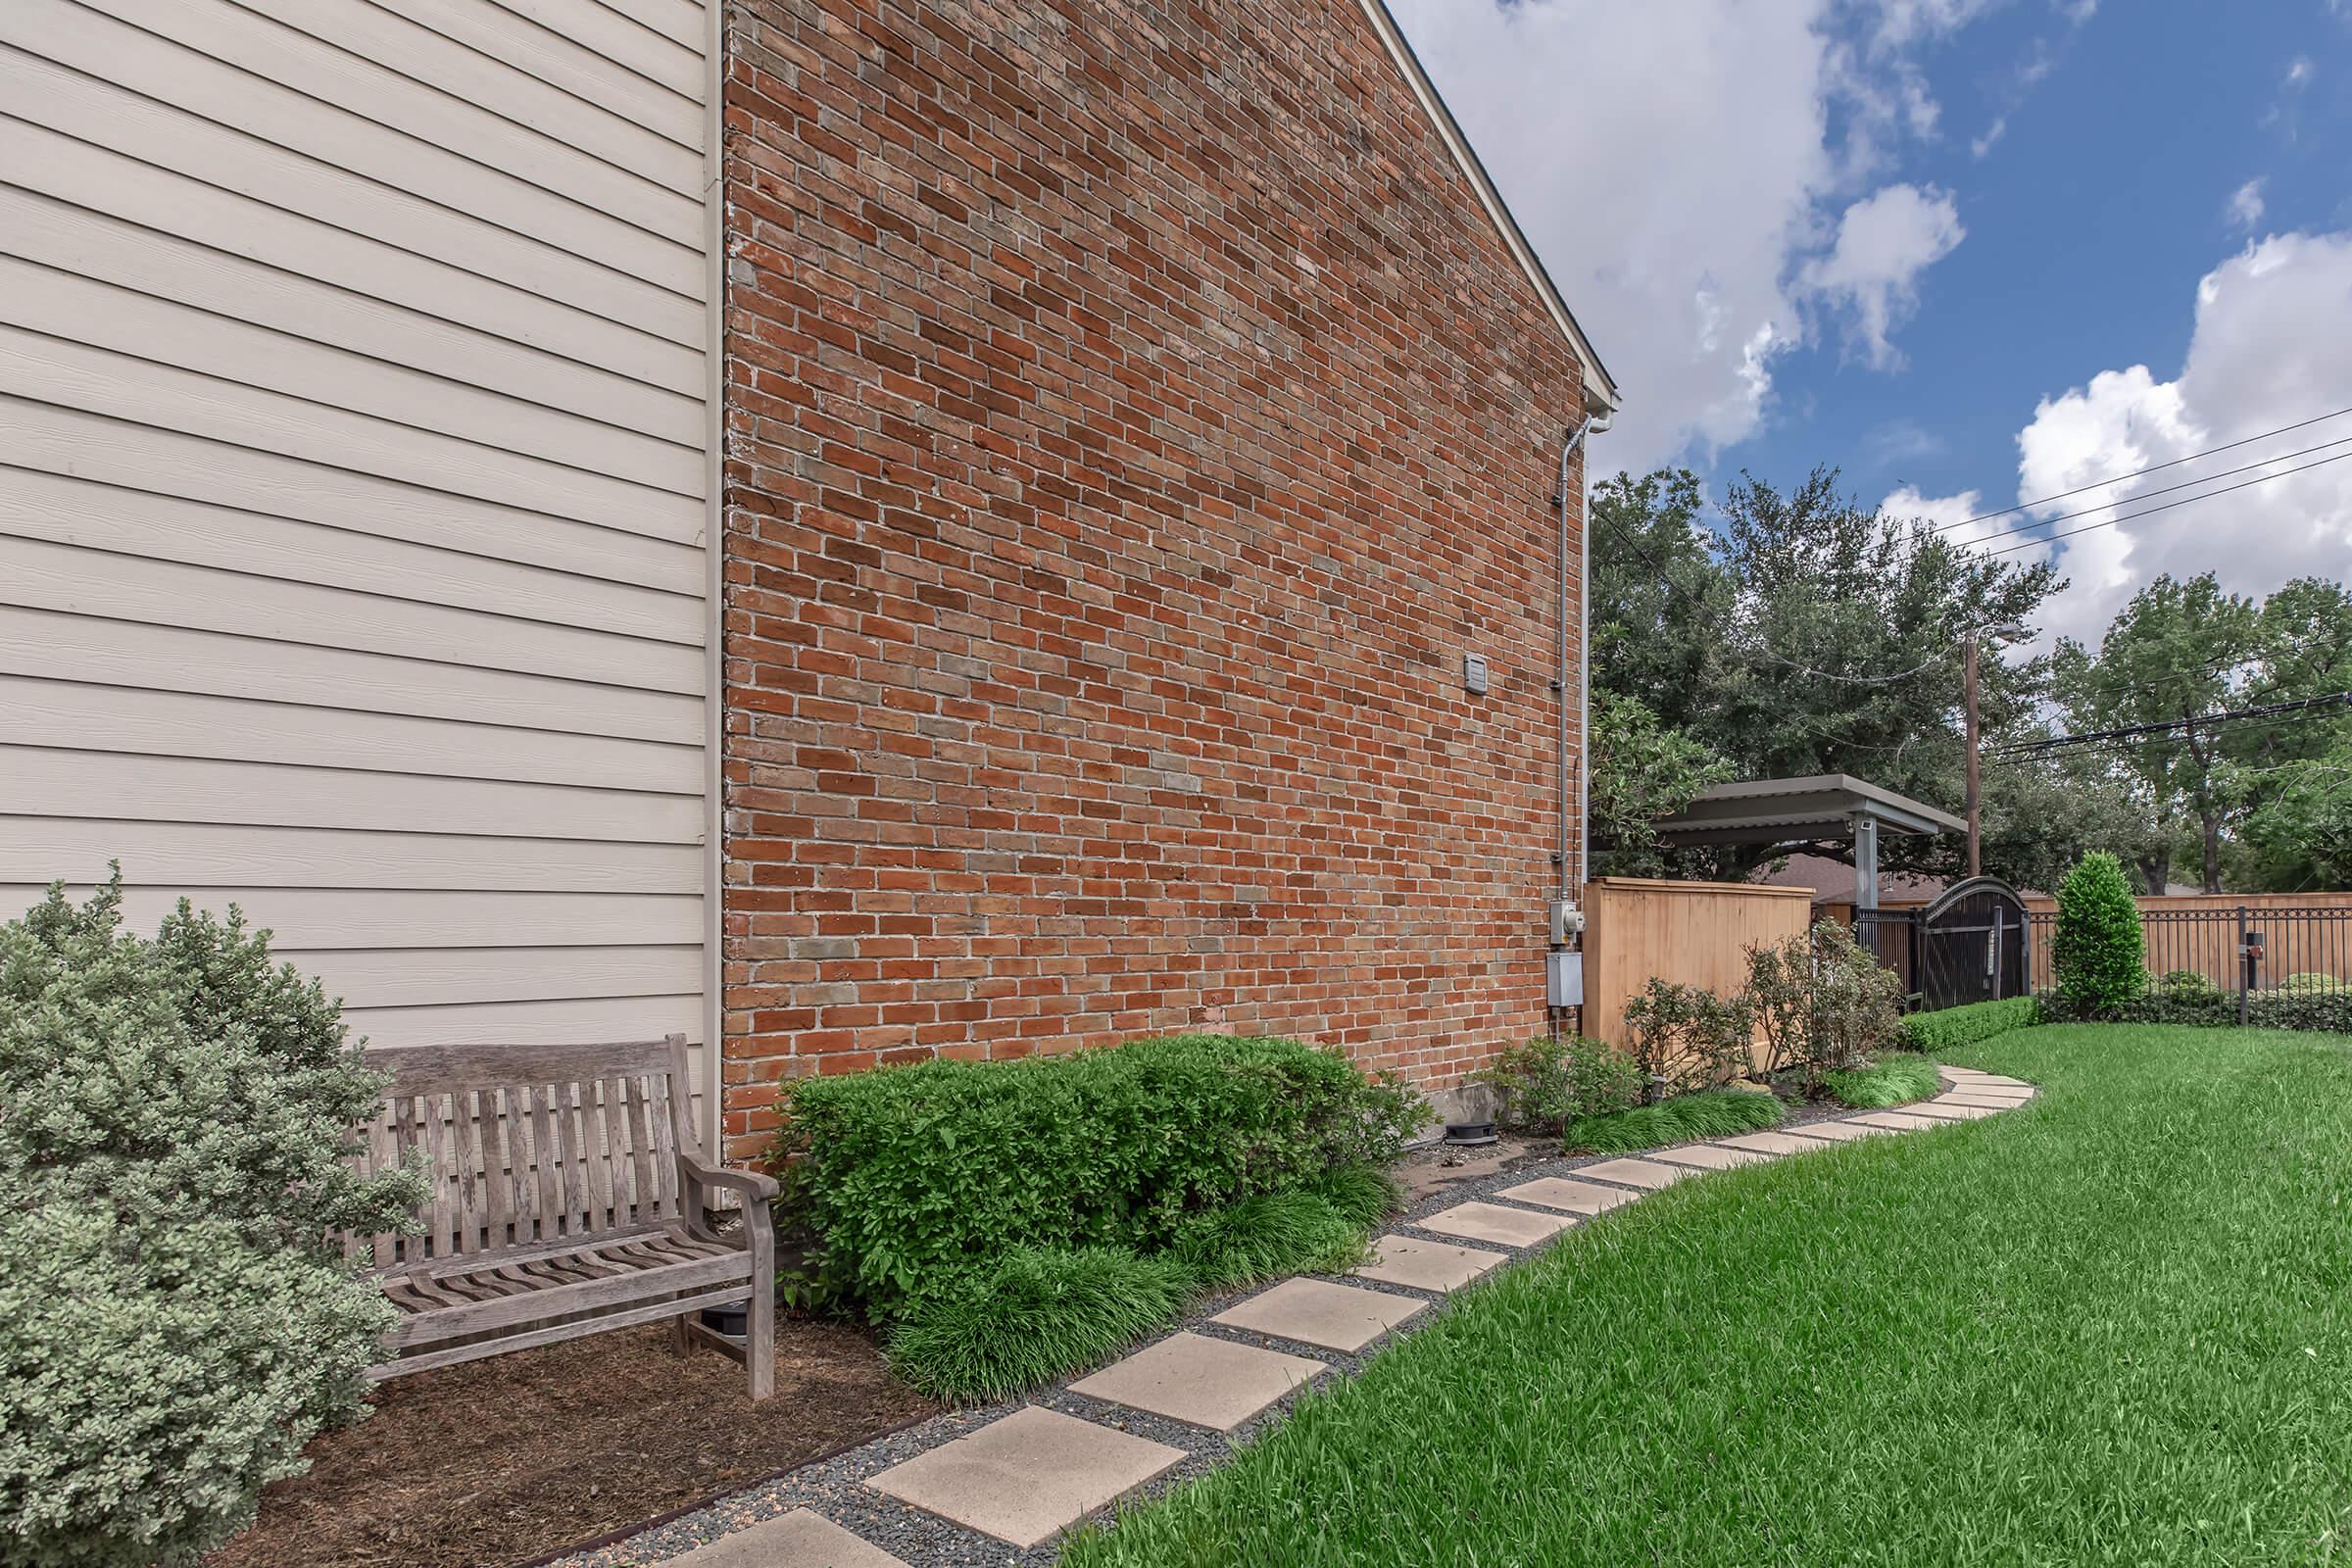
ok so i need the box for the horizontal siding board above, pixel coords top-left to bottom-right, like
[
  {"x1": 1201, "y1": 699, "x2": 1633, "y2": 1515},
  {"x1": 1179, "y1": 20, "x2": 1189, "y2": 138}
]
[
  {"x1": 275, "y1": 945, "x2": 703, "y2": 1007},
  {"x1": 221, "y1": 0, "x2": 703, "y2": 194},
  {"x1": 0, "y1": 188, "x2": 704, "y2": 442},
  {"x1": 0, "y1": 885, "x2": 703, "y2": 950},
  {"x1": 2, "y1": 0, "x2": 713, "y2": 1067},
  {"x1": 2, "y1": 818, "x2": 701, "y2": 893},
  {"x1": 0, "y1": 57, "x2": 705, "y2": 356},
  {"x1": 0, "y1": 679, "x2": 704, "y2": 793},
  {"x1": 0, "y1": 261, "x2": 702, "y2": 496},
  {"x1": 343, "y1": 995, "x2": 703, "y2": 1050},
  {"x1": 0, "y1": 399, "x2": 703, "y2": 591},
  {"x1": 3, "y1": 330, "x2": 705, "y2": 538},
  {"x1": 6, "y1": 749, "x2": 706, "y2": 843},
  {"x1": 481, "y1": 0, "x2": 704, "y2": 102},
  {"x1": 1, "y1": 466, "x2": 701, "y2": 646},
  {"x1": 390, "y1": 0, "x2": 702, "y2": 141},
  {"x1": 0, "y1": 610, "x2": 701, "y2": 745},
  {"x1": 0, "y1": 537, "x2": 704, "y2": 693},
  {"x1": 12, "y1": 1, "x2": 702, "y2": 294}
]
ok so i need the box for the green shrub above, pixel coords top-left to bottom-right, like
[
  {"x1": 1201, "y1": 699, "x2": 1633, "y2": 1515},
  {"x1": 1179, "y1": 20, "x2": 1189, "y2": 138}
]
[
  {"x1": 2114, "y1": 989, "x2": 2234, "y2": 1028},
  {"x1": 2159, "y1": 969, "x2": 2223, "y2": 1003},
  {"x1": 1563, "y1": 1088, "x2": 1784, "y2": 1153},
  {"x1": 1172, "y1": 1190, "x2": 1365, "y2": 1291},
  {"x1": 2052, "y1": 853, "x2": 2147, "y2": 1018},
  {"x1": 1476, "y1": 1035, "x2": 1642, "y2": 1134},
  {"x1": 1895, "y1": 997, "x2": 2042, "y2": 1054},
  {"x1": 2278, "y1": 972, "x2": 2347, "y2": 996},
  {"x1": 1621, "y1": 981, "x2": 1757, "y2": 1097},
  {"x1": 773, "y1": 1034, "x2": 1420, "y2": 1316},
  {"x1": 1304, "y1": 1163, "x2": 1402, "y2": 1229},
  {"x1": 1820, "y1": 1052, "x2": 1942, "y2": 1108},
  {"x1": 0, "y1": 875, "x2": 420, "y2": 1568},
  {"x1": 884, "y1": 1247, "x2": 1194, "y2": 1402},
  {"x1": 1747, "y1": 921, "x2": 1905, "y2": 1088},
  {"x1": 2249, "y1": 988, "x2": 2352, "y2": 1034}
]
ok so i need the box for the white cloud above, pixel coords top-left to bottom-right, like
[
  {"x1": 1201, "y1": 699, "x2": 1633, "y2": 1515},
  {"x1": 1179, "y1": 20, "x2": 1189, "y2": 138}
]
[
  {"x1": 2227, "y1": 177, "x2": 2268, "y2": 231},
  {"x1": 1984, "y1": 232, "x2": 2352, "y2": 646},
  {"x1": 2286, "y1": 55, "x2": 2316, "y2": 87},
  {"x1": 1881, "y1": 483, "x2": 1984, "y2": 531},
  {"x1": 1800, "y1": 183, "x2": 1967, "y2": 368},
  {"x1": 1392, "y1": 1, "x2": 1979, "y2": 472}
]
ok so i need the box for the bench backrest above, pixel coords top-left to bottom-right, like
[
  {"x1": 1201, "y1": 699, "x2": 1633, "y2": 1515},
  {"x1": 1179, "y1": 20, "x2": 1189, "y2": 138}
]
[{"x1": 342, "y1": 1035, "x2": 699, "y2": 1272}]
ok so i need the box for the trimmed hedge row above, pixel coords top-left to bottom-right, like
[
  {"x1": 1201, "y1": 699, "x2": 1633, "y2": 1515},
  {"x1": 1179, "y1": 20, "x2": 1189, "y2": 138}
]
[
  {"x1": 2108, "y1": 988, "x2": 2352, "y2": 1034},
  {"x1": 1895, "y1": 997, "x2": 2042, "y2": 1054},
  {"x1": 772, "y1": 1034, "x2": 1418, "y2": 1316}
]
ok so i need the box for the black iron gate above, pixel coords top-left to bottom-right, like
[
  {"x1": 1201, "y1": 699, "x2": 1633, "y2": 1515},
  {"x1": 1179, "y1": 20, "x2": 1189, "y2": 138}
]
[{"x1": 1854, "y1": 877, "x2": 2032, "y2": 1011}]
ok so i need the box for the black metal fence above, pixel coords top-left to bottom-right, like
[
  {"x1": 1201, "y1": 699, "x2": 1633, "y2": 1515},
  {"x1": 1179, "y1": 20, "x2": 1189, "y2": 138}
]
[{"x1": 2024, "y1": 905, "x2": 2352, "y2": 1003}]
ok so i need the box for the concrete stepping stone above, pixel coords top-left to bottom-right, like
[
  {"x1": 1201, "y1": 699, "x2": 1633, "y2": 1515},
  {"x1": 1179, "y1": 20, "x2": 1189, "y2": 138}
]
[
  {"x1": 665, "y1": 1509, "x2": 909, "y2": 1568},
  {"x1": 1651, "y1": 1143, "x2": 1767, "y2": 1171},
  {"x1": 1785, "y1": 1119, "x2": 1886, "y2": 1142},
  {"x1": 1498, "y1": 1175, "x2": 1639, "y2": 1214},
  {"x1": 1575, "y1": 1156, "x2": 1691, "y2": 1190},
  {"x1": 1907, "y1": 1101, "x2": 2002, "y2": 1121},
  {"x1": 1967, "y1": 1076, "x2": 2033, "y2": 1090},
  {"x1": 1712, "y1": 1130, "x2": 1824, "y2": 1155},
  {"x1": 1352, "y1": 1233, "x2": 1509, "y2": 1293},
  {"x1": 1070, "y1": 1331, "x2": 1325, "y2": 1432},
  {"x1": 864, "y1": 1406, "x2": 1183, "y2": 1550},
  {"x1": 1849, "y1": 1110, "x2": 1946, "y2": 1131},
  {"x1": 1420, "y1": 1200, "x2": 1574, "y2": 1248},
  {"x1": 1211, "y1": 1277, "x2": 1426, "y2": 1353},
  {"x1": 1940, "y1": 1091, "x2": 2032, "y2": 1108}
]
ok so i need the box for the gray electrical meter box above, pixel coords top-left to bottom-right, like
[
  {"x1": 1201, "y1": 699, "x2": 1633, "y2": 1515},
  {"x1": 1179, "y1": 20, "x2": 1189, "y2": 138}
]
[
  {"x1": 1546, "y1": 949, "x2": 1583, "y2": 1007},
  {"x1": 1463, "y1": 653, "x2": 1490, "y2": 696}
]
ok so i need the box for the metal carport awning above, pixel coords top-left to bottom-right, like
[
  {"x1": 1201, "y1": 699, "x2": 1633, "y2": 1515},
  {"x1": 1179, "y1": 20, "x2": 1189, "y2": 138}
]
[{"x1": 1646, "y1": 774, "x2": 1966, "y2": 909}]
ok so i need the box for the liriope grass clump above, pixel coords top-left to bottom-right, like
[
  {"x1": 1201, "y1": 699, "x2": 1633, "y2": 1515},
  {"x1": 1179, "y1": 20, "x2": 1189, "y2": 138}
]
[
  {"x1": 1563, "y1": 1088, "x2": 1785, "y2": 1153},
  {"x1": 885, "y1": 1247, "x2": 1195, "y2": 1403},
  {"x1": 1173, "y1": 1190, "x2": 1367, "y2": 1291},
  {"x1": 1820, "y1": 1051, "x2": 1942, "y2": 1108}
]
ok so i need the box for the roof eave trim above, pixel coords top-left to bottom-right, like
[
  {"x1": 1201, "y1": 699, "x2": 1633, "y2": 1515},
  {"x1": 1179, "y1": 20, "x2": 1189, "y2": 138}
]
[{"x1": 1352, "y1": 0, "x2": 1620, "y2": 412}]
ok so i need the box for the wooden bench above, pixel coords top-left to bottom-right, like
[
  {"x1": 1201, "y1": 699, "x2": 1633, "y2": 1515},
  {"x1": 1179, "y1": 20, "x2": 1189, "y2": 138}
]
[{"x1": 340, "y1": 1034, "x2": 776, "y2": 1399}]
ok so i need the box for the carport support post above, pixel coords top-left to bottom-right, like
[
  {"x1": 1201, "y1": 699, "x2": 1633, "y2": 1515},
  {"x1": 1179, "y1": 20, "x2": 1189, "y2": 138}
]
[{"x1": 1852, "y1": 811, "x2": 1880, "y2": 911}]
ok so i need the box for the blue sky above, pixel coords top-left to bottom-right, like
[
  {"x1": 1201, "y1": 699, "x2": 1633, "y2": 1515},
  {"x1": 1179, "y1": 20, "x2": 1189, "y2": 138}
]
[{"x1": 1395, "y1": 0, "x2": 2352, "y2": 645}]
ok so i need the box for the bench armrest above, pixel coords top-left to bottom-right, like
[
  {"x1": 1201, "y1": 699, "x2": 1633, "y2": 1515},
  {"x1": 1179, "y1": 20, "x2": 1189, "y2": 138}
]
[{"x1": 679, "y1": 1151, "x2": 779, "y2": 1204}]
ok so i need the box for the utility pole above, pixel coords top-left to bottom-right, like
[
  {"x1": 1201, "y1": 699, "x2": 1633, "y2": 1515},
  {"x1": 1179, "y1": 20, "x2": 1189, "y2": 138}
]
[{"x1": 1963, "y1": 638, "x2": 1982, "y2": 878}]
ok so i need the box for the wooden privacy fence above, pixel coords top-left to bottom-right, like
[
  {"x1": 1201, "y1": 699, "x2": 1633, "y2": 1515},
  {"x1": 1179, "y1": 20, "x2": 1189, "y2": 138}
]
[
  {"x1": 1579, "y1": 877, "x2": 1814, "y2": 1052},
  {"x1": 2021, "y1": 896, "x2": 2352, "y2": 996}
]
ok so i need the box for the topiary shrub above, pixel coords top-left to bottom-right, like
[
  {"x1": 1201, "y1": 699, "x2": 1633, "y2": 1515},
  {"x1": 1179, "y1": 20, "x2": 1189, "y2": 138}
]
[
  {"x1": 773, "y1": 1034, "x2": 1420, "y2": 1317},
  {"x1": 0, "y1": 875, "x2": 420, "y2": 1568},
  {"x1": 1894, "y1": 997, "x2": 2043, "y2": 1054},
  {"x1": 1476, "y1": 1034, "x2": 1642, "y2": 1135},
  {"x1": 2052, "y1": 853, "x2": 2147, "y2": 1019}
]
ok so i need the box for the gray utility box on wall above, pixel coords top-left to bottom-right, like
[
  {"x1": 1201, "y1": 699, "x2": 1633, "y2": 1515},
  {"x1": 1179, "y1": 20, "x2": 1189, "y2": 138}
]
[{"x1": 1545, "y1": 949, "x2": 1584, "y2": 1008}]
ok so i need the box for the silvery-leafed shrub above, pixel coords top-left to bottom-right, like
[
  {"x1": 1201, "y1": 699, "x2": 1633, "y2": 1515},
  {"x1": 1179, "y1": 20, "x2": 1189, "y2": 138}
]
[{"x1": 0, "y1": 872, "x2": 423, "y2": 1567}]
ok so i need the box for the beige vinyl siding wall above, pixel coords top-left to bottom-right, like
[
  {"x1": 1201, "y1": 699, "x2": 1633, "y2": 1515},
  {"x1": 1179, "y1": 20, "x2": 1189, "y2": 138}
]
[{"x1": 0, "y1": 0, "x2": 715, "y2": 1084}]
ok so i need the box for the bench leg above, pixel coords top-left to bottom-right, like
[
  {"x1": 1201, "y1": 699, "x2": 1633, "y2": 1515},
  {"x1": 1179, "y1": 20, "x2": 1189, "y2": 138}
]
[
  {"x1": 668, "y1": 1312, "x2": 694, "y2": 1356},
  {"x1": 745, "y1": 1275, "x2": 775, "y2": 1401}
]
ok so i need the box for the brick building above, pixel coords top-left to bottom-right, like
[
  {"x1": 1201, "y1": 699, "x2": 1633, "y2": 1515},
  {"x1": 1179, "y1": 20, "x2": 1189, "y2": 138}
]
[
  {"x1": 714, "y1": 0, "x2": 1615, "y2": 1150},
  {"x1": 0, "y1": 0, "x2": 1613, "y2": 1157}
]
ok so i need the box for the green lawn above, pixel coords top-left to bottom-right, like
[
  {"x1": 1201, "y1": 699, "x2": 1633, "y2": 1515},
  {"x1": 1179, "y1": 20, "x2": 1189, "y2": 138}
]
[{"x1": 1065, "y1": 1026, "x2": 2352, "y2": 1567}]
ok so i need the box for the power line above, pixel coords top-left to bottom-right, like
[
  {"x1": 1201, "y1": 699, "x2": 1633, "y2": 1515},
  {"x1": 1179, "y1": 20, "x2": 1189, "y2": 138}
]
[
  {"x1": 1926, "y1": 403, "x2": 2352, "y2": 534},
  {"x1": 1944, "y1": 433, "x2": 2352, "y2": 551},
  {"x1": 1991, "y1": 692, "x2": 2352, "y2": 758},
  {"x1": 1979, "y1": 449, "x2": 2352, "y2": 559}
]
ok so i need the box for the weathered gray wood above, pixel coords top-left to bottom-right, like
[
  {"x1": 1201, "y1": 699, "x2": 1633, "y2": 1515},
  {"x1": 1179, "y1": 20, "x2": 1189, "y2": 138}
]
[{"x1": 345, "y1": 1034, "x2": 777, "y2": 1398}]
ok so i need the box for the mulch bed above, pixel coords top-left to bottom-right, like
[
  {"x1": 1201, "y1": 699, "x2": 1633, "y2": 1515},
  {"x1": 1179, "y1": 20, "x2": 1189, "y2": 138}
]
[{"x1": 206, "y1": 1319, "x2": 937, "y2": 1568}]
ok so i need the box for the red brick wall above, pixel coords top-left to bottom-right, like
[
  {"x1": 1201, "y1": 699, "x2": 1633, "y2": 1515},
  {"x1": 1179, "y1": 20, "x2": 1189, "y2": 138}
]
[{"x1": 716, "y1": 0, "x2": 1592, "y2": 1154}]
